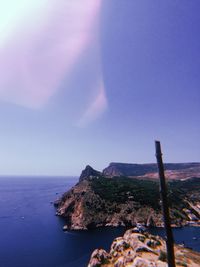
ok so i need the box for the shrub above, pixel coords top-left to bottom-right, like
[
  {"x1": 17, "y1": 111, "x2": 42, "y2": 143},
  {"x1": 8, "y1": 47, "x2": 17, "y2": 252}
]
[
  {"x1": 146, "y1": 239, "x2": 160, "y2": 248},
  {"x1": 158, "y1": 250, "x2": 167, "y2": 262},
  {"x1": 123, "y1": 242, "x2": 130, "y2": 249},
  {"x1": 138, "y1": 235, "x2": 146, "y2": 243},
  {"x1": 176, "y1": 261, "x2": 187, "y2": 267}
]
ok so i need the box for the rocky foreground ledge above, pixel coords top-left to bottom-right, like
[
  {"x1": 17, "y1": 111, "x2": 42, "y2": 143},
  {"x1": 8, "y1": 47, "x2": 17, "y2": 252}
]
[
  {"x1": 88, "y1": 229, "x2": 200, "y2": 267},
  {"x1": 54, "y1": 165, "x2": 200, "y2": 230}
]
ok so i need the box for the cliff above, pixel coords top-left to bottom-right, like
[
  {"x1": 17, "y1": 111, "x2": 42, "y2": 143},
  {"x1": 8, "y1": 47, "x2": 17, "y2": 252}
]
[
  {"x1": 55, "y1": 165, "x2": 200, "y2": 230},
  {"x1": 88, "y1": 229, "x2": 200, "y2": 267},
  {"x1": 79, "y1": 165, "x2": 102, "y2": 182},
  {"x1": 103, "y1": 162, "x2": 200, "y2": 180}
]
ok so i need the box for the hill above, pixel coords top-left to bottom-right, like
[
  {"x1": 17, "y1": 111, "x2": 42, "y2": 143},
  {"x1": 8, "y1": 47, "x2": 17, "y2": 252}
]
[
  {"x1": 55, "y1": 165, "x2": 200, "y2": 230},
  {"x1": 103, "y1": 162, "x2": 200, "y2": 180}
]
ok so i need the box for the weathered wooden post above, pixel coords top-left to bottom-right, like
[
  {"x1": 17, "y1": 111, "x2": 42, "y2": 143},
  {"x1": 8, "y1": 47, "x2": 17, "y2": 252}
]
[{"x1": 155, "y1": 141, "x2": 176, "y2": 267}]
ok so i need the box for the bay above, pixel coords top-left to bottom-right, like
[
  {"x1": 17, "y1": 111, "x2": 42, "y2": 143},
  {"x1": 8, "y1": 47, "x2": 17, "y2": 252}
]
[{"x1": 0, "y1": 177, "x2": 199, "y2": 267}]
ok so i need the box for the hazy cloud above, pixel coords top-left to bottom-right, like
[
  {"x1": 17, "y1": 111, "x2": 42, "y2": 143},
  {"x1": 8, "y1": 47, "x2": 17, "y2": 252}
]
[
  {"x1": 77, "y1": 80, "x2": 108, "y2": 127},
  {"x1": 0, "y1": 0, "x2": 106, "y2": 123}
]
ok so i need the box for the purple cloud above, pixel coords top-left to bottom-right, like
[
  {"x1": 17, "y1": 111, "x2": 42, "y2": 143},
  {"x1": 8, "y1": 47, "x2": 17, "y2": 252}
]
[{"x1": 0, "y1": 0, "x2": 106, "y2": 123}]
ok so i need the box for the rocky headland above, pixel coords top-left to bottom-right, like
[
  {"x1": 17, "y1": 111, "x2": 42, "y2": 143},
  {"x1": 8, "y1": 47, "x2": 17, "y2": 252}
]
[
  {"x1": 103, "y1": 162, "x2": 200, "y2": 180},
  {"x1": 55, "y1": 164, "x2": 200, "y2": 230},
  {"x1": 88, "y1": 229, "x2": 200, "y2": 267}
]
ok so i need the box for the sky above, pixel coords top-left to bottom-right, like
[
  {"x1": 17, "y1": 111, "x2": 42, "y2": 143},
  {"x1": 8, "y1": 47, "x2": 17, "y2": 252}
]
[{"x1": 0, "y1": 0, "x2": 199, "y2": 176}]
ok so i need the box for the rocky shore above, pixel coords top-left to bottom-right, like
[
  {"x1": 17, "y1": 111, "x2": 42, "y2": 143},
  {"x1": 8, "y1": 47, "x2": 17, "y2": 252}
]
[{"x1": 88, "y1": 228, "x2": 200, "y2": 267}]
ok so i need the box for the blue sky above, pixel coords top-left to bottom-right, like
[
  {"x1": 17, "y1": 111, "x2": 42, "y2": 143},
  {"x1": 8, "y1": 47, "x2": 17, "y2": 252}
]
[{"x1": 0, "y1": 0, "x2": 199, "y2": 175}]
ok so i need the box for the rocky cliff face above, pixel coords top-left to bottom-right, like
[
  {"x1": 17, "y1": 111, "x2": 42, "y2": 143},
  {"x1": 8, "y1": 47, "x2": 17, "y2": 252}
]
[
  {"x1": 55, "y1": 165, "x2": 200, "y2": 230},
  {"x1": 55, "y1": 179, "x2": 162, "y2": 230},
  {"x1": 103, "y1": 162, "x2": 200, "y2": 180},
  {"x1": 88, "y1": 229, "x2": 200, "y2": 267},
  {"x1": 79, "y1": 165, "x2": 102, "y2": 182},
  {"x1": 103, "y1": 163, "x2": 157, "y2": 177}
]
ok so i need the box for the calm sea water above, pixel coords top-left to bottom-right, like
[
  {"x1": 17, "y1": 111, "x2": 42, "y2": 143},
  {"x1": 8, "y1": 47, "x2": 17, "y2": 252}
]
[{"x1": 0, "y1": 177, "x2": 200, "y2": 267}]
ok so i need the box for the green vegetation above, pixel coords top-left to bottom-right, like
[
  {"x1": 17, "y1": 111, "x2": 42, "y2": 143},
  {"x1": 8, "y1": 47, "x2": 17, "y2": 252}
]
[
  {"x1": 123, "y1": 242, "x2": 131, "y2": 249},
  {"x1": 171, "y1": 209, "x2": 188, "y2": 220},
  {"x1": 158, "y1": 250, "x2": 167, "y2": 262},
  {"x1": 147, "y1": 239, "x2": 161, "y2": 248},
  {"x1": 91, "y1": 176, "x2": 160, "y2": 209},
  {"x1": 150, "y1": 235, "x2": 161, "y2": 244},
  {"x1": 101, "y1": 258, "x2": 110, "y2": 265},
  {"x1": 90, "y1": 176, "x2": 200, "y2": 213},
  {"x1": 176, "y1": 261, "x2": 187, "y2": 267},
  {"x1": 168, "y1": 178, "x2": 200, "y2": 203},
  {"x1": 138, "y1": 235, "x2": 146, "y2": 243}
]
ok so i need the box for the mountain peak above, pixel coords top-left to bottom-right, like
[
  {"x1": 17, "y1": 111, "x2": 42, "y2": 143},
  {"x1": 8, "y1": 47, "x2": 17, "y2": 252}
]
[{"x1": 79, "y1": 165, "x2": 102, "y2": 182}]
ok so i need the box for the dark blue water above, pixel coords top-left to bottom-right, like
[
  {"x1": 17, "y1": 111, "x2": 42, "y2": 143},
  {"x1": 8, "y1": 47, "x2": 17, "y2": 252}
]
[
  {"x1": 0, "y1": 177, "x2": 200, "y2": 267},
  {"x1": 0, "y1": 177, "x2": 126, "y2": 267},
  {"x1": 149, "y1": 226, "x2": 200, "y2": 253}
]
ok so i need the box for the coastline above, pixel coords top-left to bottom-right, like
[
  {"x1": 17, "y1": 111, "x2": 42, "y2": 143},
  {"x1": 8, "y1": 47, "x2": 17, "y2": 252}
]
[{"x1": 87, "y1": 228, "x2": 200, "y2": 267}]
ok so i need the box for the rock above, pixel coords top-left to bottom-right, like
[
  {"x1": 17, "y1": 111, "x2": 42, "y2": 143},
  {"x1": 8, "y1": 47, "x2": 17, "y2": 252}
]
[
  {"x1": 79, "y1": 165, "x2": 102, "y2": 182},
  {"x1": 63, "y1": 225, "x2": 69, "y2": 231},
  {"x1": 110, "y1": 238, "x2": 130, "y2": 253},
  {"x1": 130, "y1": 257, "x2": 158, "y2": 267},
  {"x1": 72, "y1": 225, "x2": 86, "y2": 230},
  {"x1": 87, "y1": 230, "x2": 200, "y2": 267},
  {"x1": 103, "y1": 163, "x2": 157, "y2": 177},
  {"x1": 54, "y1": 199, "x2": 60, "y2": 207},
  {"x1": 114, "y1": 256, "x2": 125, "y2": 267},
  {"x1": 55, "y1": 165, "x2": 200, "y2": 230},
  {"x1": 88, "y1": 249, "x2": 110, "y2": 267},
  {"x1": 135, "y1": 246, "x2": 153, "y2": 253}
]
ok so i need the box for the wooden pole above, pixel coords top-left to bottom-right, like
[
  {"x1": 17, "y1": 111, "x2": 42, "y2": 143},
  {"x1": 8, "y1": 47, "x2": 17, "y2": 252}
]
[{"x1": 155, "y1": 141, "x2": 176, "y2": 267}]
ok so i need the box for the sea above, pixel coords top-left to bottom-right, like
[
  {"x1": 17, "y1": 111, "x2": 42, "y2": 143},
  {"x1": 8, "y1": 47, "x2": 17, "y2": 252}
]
[{"x1": 0, "y1": 177, "x2": 200, "y2": 267}]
